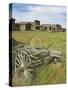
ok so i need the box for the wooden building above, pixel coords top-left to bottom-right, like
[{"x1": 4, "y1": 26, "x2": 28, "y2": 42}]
[
  {"x1": 9, "y1": 18, "x2": 66, "y2": 32},
  {"x1": 19, "y1": 20, "x2": 40, "y2": 31},
  {"x1": 9, "y1": 18, "x2": 20, "y2": 31},
  {"x1": 41, "y1": 24, "x2": 62, "y2": 32}
]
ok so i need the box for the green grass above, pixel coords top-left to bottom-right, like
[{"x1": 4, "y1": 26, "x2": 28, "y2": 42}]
[{"x1": 12, "y1": 31, "x2": 66, "y2": 86}]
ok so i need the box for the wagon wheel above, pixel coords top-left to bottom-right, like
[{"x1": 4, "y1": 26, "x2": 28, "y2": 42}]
[
  {"x1": 48, "y1": 44, "x2": 63, "y2": 64},
  {"x1": 29, "y1": 36, "x2": 43, "y2": 49},
  {"x1": 14, "y1": 48, "x2": 33, "y2": 85}
]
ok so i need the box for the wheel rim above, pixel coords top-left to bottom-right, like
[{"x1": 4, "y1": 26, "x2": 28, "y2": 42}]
[
  {"x1": 29, "y1": 36, "x2": 43, "y2": 48},
  {"x1": 14, "y1": 48, "x2": 33, "y2": 84}
]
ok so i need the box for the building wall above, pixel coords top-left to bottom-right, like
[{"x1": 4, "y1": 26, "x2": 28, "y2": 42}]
[
  {"x1": 34, "y1": 20, "x2": 40, "y2": 30},
  {"x1": 10, "y1": 19, "x2": 65, "y2": 32},
  {"x1": 31, "y1": 25, "x2": 35, "y2": 30},
  {"x1": 9, "y1": 23, "x2": 20, "y2": 31},
  {"x1": 41, "y1": 24, "x2": 63, "y2": 32},
  {"x1": 20, "y1": 24, "x2": 25, "y2": 31},
  {"x1": 9, "y1": 19, "x2": 20, "y2": 31},
  {"x1": 15, "y1": 24, "x2": 20, "y2": 31},
  {"x1": 62, "y1": 28, "x2": 66, "y2": 32},
  {"x1": 20, "y1": 22, "x2": 40, "y2": 31}
]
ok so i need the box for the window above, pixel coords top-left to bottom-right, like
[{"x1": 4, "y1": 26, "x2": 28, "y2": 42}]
[
  {"x1": 35, "y1": 20, "x2": 40, "y2": 25},
  {"x1": 56, "y1": 24, "x2": 61, "y2": 28},
  {"x1": 45, "y1": 27, "x2": 47, "y2": 30},
  {"x1": 35, "y1": 26, "x2": 40, "y2": 30}
]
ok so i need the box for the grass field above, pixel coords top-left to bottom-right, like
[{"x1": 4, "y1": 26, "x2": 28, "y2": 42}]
[{"x1": 12, "y1": 31, "x2": 66, "y2": 86}]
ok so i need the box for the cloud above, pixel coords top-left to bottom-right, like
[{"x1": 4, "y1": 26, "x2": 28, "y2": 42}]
[
  {"x1": 11, "y1": 4, "x2": 66, "y2": 28},
  {"x1": 27, "y1": 5, "x2": 65, "y2": 14}
]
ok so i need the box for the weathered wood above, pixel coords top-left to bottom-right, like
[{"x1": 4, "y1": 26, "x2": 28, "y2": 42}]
[{"x1": 12, "y1": 38, "x2": 63, "y2": 85}]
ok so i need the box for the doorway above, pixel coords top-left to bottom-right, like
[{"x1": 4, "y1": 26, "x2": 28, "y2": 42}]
[{"x1": 26, "y1": 23, "x2": 31, "y2": 31}]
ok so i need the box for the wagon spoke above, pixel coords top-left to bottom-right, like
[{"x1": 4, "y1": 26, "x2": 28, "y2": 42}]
[
  {"x1": 15, "y1": 62, "x2": 21, "y2": 68},
  {"x1": 15, "y1": 57, "x2": 22, "y2": 65},
  {"x1": 24, "y1": 46, "x2": 31, "y2": 54},
  {"x1": 26, "y1": 62, "x2": 31, "y2": 67},
  {"x1": 20, "y1": 56, "x2": 24, "y2": 64},
  {"x1": 17, "y1": 54, "x2": 22, "y2": 64},
  {"x1": 27, "y1": 73, "x2": 32, "y2": 79}
]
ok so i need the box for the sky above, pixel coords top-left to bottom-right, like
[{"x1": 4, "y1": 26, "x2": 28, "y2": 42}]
[{"x1": 9, "y1": 3, "x2": 66, "y2": 28}]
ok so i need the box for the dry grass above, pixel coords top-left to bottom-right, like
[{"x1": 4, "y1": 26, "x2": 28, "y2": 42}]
[{"x1": 12, "y1": 31, "x2": 66, "y2": 86}]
